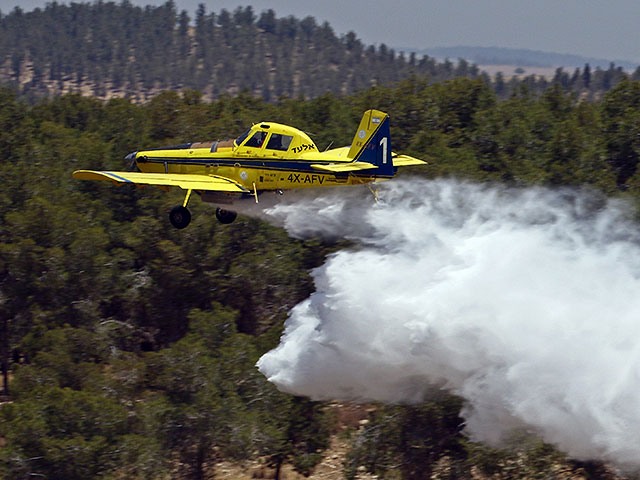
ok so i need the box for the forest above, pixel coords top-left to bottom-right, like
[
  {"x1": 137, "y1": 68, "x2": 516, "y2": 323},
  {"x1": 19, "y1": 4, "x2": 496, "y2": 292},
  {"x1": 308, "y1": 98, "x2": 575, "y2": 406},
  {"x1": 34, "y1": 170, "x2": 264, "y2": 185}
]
[
  {"x1": 0, "y1": 1, "x2": 638, "y2": 103},
  {"x1": 1, "y1": 71, "x2": 640, "y2": 478},
  {"x1": 0, "y1": 0, "x2": 476, "y2": 102}
]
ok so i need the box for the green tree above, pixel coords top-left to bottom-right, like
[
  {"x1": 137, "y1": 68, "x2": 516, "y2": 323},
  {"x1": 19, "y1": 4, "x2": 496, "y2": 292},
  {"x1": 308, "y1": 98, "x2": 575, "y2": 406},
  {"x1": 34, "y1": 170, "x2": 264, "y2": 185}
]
[
  {"x1": 345, "y1": 396, "x2": 467, "y2": 480},
  {"x1": 601, "y1": 79, "x2": 640, "y2": 186}
]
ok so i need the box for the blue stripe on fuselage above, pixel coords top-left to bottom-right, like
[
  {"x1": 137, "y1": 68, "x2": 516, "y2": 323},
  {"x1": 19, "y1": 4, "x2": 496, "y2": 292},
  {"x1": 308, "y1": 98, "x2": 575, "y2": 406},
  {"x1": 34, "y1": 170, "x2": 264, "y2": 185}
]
[{"x1": 140, "y1": 157, "x2": 391, "y2": 177}]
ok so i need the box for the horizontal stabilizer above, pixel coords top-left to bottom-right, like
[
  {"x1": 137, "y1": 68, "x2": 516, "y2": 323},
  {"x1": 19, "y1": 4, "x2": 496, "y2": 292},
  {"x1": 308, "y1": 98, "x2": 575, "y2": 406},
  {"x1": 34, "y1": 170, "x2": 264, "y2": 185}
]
[
  {"x1": 310, "y1": 162, "x2": 377, "y2": 172},
  {"x1": 72, "y1": 170, "x2": 249, "y2": 192},
  {"x1": 392, "y1": 155, "x2": 428, "y2": 167}
]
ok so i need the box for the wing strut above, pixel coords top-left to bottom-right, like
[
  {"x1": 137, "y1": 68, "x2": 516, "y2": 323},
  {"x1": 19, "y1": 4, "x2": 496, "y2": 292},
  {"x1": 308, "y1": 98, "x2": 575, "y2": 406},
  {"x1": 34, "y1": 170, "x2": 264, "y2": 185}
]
[{"x1": 367, "y1": 184, "x2": 380, "y2": 203}]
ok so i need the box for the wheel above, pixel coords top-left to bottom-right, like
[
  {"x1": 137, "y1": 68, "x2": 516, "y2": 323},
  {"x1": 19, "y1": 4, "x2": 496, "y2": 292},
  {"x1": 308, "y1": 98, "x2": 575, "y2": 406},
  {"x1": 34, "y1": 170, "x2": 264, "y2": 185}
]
[
  {"x1": 169, "y1": 205, "x2": 191, "y2": 229},
  {"x1": 215, "y1": 207, "x2": 237, "y2": 224}
]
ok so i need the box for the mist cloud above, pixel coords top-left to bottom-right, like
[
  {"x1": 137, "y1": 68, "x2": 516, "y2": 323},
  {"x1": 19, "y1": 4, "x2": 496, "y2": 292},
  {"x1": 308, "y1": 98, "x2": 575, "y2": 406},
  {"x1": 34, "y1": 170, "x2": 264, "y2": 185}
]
[{"x1": 257, "y1": 178, "x2": 640, "y2": 469}]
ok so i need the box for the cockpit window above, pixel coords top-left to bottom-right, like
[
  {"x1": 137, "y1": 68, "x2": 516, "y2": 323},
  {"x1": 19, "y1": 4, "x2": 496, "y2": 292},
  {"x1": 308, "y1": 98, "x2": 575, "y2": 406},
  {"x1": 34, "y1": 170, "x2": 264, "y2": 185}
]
[
  {"x1": 235, "y1": 129, "x2": 252, "y2": 147},
  {"x1": 266, "y1": 133, "x2": 293, "y2": 151},
  {"x1": 245, "y1": 131, "x2": 268, "y2": 148}
]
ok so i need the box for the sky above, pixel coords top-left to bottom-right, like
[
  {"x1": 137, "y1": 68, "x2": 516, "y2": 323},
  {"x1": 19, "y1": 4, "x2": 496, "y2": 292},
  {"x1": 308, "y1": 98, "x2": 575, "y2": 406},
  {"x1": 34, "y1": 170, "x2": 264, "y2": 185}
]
[{"x1": 2, "y1": 0, "x2": 639, "y2": 64}]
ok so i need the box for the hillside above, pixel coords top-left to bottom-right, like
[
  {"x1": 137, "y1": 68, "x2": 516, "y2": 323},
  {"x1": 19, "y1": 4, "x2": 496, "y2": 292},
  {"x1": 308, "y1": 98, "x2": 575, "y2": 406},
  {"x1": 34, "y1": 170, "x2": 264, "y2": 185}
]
[
  {"x1": 2, "y1": 75, "x2": 640, "y2": 478},
  {"x1": 0, "y1": 2, "x2": 476, "y2": 102},
  {"x1": 2, "y1": 4, "x2": 640, "y2": 480},
  {"x1": 1, "y1": 2, "x2": 639, "y2": 105}
]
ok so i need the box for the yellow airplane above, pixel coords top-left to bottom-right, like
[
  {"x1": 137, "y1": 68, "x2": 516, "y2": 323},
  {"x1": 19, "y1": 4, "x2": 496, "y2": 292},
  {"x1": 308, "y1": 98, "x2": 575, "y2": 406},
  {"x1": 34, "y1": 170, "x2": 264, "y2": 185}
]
[{"x1": 73, "y1": 109, "x2": 426, "y2": 228}]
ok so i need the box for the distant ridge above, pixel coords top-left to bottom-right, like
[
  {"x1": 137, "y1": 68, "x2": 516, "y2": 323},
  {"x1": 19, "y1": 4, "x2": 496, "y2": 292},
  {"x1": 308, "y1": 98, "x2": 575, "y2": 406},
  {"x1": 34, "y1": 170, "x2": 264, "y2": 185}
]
[
  {"x1": 403, "y1": 46, "x2": 639, "y2": 71},
  {"x1": 0, "y1": 2, "x2": 478, "y2": 102}
]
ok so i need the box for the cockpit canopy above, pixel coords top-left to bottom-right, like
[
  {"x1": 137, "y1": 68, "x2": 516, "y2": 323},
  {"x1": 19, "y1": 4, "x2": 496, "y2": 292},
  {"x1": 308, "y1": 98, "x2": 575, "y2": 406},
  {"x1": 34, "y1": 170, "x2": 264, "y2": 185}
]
[
  {"x1": 235, "y1": 129, "x2": 292, "y2": 151},
  {"x1": 234, "y1": 122, "x2": 318, "y2": 156}
]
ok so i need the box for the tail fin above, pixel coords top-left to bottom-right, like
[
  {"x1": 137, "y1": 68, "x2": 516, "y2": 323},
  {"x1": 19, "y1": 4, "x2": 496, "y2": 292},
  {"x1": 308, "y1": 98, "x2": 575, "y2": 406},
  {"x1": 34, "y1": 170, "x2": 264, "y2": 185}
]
[{"x1": 347, "y1": 109, "x2": 394, "y2": 176}]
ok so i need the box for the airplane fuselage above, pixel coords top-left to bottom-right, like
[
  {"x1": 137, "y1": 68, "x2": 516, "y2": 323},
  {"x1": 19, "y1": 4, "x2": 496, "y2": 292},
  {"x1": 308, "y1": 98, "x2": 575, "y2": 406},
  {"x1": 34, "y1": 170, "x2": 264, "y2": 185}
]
[{"x1": 135, "y1": 147, "x2": 387, "y2": 197}]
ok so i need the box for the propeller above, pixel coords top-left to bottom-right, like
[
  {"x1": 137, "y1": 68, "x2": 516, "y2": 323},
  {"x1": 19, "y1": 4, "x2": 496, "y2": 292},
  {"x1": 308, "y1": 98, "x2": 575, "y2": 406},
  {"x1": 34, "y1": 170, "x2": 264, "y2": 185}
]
[{"x1": 125, "y1": 151, "x2": 138, "y2": 171}]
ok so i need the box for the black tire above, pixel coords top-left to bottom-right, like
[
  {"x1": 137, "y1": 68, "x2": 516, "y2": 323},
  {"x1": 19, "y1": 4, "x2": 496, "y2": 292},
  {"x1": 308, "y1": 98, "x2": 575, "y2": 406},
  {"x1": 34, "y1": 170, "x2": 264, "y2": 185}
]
[
  {"x1": 215, "y1": 207, "x2": 237, "y2": 224},
  {"x1": 169, "y1": 206, "x2": 191, "y2": 229}
]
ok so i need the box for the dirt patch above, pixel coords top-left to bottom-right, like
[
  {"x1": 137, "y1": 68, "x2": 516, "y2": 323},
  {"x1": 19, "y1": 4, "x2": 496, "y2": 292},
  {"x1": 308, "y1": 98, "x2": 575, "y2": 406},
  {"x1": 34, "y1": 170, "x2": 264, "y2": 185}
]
[{"x1": 212, "y1": 435, "x2": 378, "y2": 480}]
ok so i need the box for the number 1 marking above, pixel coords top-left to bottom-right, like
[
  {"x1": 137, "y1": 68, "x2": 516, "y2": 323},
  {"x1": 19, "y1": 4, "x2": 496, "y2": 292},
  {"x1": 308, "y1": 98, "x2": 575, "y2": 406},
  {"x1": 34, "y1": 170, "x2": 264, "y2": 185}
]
[{"x1": 380, "y1": 136, "x2": 388, "y2": 164}]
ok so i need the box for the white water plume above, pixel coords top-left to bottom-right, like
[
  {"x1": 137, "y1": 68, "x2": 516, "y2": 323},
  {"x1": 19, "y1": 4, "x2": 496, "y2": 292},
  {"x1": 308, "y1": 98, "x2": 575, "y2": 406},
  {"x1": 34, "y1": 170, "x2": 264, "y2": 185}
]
[{"x1": 256, "y1": 178, "x2": 640, "y2": 469}]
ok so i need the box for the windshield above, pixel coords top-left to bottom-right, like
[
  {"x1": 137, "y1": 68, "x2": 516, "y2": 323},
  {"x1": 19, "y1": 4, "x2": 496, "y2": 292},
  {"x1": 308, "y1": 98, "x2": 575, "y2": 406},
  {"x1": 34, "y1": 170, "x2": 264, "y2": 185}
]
[
  {"x1": 234, "y1": 128, "x2": 252, "y2": 147},
  {"x1": 245, "y1": 131, "x2": 268, "y2": 148}
]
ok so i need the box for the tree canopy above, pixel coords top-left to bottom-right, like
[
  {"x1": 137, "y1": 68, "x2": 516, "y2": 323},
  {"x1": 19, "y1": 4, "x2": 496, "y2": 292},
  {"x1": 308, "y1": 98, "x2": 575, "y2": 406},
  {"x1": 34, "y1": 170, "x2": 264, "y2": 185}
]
[
  {"x1": 1, "y1": 76, "x2": 639, "y2": 478},
  {"x1": 0, "y1": 1, "x2": 634, "y2": 104},
  {"x1": 0, "y1": 1, "x2": 479, "y2": 102}
]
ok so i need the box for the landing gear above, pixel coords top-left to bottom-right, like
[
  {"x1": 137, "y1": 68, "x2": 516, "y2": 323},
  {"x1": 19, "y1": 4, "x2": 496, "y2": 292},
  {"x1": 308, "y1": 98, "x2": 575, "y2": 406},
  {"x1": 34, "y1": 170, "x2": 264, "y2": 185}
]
[
  {"x1": 216, "y1": 207, "x2": 237, "y2": 224},
  {"x1": 169, "y1": 205, "x2": 191, "y2": 229},
  {"x1": 168, "y1": 189, "x2": 237, "y2": 229},
  {"x1": 170, "y1": 188, "x2": 193, "y2": 229}
]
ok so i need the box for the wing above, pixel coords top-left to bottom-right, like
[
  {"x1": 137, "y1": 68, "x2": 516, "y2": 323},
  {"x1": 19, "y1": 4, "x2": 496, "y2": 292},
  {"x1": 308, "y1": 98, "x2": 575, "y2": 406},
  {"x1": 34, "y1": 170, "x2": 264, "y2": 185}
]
[{"x1": 72, "y1": 170, "x2": 249, "y2": 192}]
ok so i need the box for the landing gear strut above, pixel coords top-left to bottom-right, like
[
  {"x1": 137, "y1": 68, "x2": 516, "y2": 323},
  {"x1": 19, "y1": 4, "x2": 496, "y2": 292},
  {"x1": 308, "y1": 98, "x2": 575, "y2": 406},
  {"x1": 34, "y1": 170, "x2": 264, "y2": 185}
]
[{"x1": 216, "y1": 207, "x2": 237, "y2": 224}]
